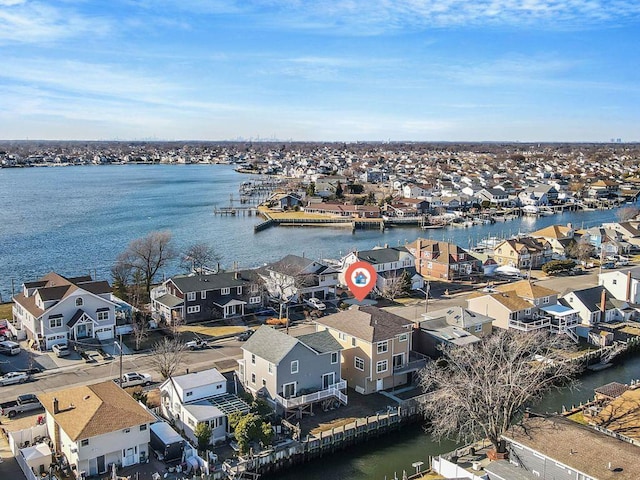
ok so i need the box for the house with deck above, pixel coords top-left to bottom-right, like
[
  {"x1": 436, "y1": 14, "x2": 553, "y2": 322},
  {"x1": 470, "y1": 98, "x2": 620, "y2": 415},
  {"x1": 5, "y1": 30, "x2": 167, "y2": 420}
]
[
  {"x1": 492, "y1": 237, "x2": 553, "y2": 269},
  {"x1": 237, "y1": 326, "x2": 346, "y2": 418},
  {"x1": 38, "y1": 381, "x2": 155, "y2": 477},
  {"x1": 160, "y1": 368, "x2": 250, "y2": 445},
  {"x1": 315, "y1": 306, "x2": 426, "y2": 395},
  {"x1": 406, "y1": 238, "x2": 480, "y2": 281},
  {"x1": 260, "y1": 254, "x2": 338, "y2": 302},
  {"x1": 11, "y1": 272, "x2": 125, "y2": 351}
]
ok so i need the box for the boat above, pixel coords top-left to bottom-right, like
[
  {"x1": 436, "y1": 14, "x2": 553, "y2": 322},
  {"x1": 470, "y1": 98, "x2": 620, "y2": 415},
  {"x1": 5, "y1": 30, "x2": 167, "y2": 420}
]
[{"x1": 522, "y1": 205, "x2": 539, "y2": 216}]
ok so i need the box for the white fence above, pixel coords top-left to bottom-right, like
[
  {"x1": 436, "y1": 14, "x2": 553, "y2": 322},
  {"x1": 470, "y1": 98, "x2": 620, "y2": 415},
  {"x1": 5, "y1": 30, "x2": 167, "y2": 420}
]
[
  {"x1": 15, "y1": 450, "x2": 40, "y2": 480},
  {"x1": 431, "y1": 456, "x2": 488, "y2": 480},
  {"x1": 8, "y1": 424, "x2": 48, "y2": 455},
  {"x1": 275, "y1": 380, "x2": 347, "y2": 409}
]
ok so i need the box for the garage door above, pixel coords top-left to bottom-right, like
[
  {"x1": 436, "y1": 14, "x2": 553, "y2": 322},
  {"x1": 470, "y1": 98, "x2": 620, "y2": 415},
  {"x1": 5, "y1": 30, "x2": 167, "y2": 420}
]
[{"x1": 95, "y1": 327, "x2": 113, "y2": 340}]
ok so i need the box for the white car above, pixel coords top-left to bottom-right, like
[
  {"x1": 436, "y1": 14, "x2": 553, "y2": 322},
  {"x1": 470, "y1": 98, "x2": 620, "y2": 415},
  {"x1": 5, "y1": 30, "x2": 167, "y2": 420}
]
[
  {"x1": 116, "y1": 372, "x2": 153, "y2": 388},
  {"x1": 52, "y1": 344, "x2": 71, "y2": 357},
  {"x1": 305, "y1": 298, "x2": 326, "y2": 310},
  {"x1": 0, "y1": 372, "x2": 30, "y2": 386}
]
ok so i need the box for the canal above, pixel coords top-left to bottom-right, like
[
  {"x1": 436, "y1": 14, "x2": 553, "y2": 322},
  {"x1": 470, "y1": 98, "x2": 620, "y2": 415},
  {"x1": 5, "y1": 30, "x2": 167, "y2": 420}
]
[{"x1": 270, "y1": 355, "x2": 640, "y2": 480}]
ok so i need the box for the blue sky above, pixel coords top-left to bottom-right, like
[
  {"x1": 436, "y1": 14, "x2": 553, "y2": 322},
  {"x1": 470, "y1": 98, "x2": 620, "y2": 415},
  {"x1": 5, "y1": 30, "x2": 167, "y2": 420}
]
[{"x1": 1, "y1": 1, "x2": 639, "y2": 142}]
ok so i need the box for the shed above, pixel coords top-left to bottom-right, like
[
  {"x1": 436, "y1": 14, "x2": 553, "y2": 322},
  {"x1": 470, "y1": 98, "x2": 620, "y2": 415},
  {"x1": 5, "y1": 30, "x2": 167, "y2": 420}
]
[{"x1": 21, "y1": 443, "x2": 52, "y2": 476}]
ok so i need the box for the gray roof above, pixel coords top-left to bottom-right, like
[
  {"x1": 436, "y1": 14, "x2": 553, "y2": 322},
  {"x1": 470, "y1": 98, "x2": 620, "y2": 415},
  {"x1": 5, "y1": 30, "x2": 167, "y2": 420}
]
[
  {"x1": 356, "y1": 246, "x2": 408, "y2": 265},
  {"x1": 242, "y1": 326, "x2": 299, "y2": 365},
  {"x1": 297, "y1": 330, "x2": 343, "y2": 354},
  {"x1": 316, "y1": 306, "x2": 413, "y2": 343},
  {"x1": 171, "y1": 368, "x2": 226, "y2": 391},
  {"x1": 418, "y1": 318, "x2": 481, "y2": 346},
  {"x1": 77, "y1": 280, "x2": 112, "y2": 295},
  {"x1": 169, "y1": 270, "x2": 259, "y2": 294},
  {"x1": 38, "y1": 285, "x2": 72, "y2": 301},
  {"x1": 565, "y1": 285, "x2": 612, "y2": 312},
  {"x1": 155, "y1": 293, "x2": 184, "y2": 308},
  {"x1": 424, "y1": 306, "x2": 493, "y2": 328},
  {"x1": 483, "y1": 460, "x2": 538, "y2": 480}
]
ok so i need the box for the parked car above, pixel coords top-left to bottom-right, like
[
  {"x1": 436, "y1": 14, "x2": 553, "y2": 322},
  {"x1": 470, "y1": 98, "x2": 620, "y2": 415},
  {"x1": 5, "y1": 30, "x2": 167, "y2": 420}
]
[
  {"x1": 52, "y1": 343, "x2": 71, "y2": 357},
  {"x1": 0, "y1": 371, "x2": 30, "y2": 386},
  {"x1": 0, "y1": 340, "x2": 21, "y2": 356},
  {"x1": 304, "y1": 297, "x2": 326, "y2": 310},
  {"x1": 185, "y1": 338, "x2": 208, "y2": 350},
  {"x1": 115, "y1": 372, "x2": 153, "y2": 388},
  {"x1": 236, "y1": 329, "x2": 254, "y2": 342},
  {"x1": 1, "y1": 393, "x2": 43, "y2": 417}
]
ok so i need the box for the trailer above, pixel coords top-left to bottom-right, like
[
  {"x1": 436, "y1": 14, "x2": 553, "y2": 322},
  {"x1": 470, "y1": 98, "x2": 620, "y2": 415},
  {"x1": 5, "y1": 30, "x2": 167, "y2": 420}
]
[{"x1": 149, "y1": 422, "x2": 184, "y2": 462}]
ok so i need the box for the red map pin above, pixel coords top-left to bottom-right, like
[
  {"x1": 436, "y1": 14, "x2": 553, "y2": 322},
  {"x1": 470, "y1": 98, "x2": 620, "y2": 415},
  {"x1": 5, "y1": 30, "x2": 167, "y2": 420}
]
[{"x1": 345, "y1": 261, "x2": 377, "y2": 301}]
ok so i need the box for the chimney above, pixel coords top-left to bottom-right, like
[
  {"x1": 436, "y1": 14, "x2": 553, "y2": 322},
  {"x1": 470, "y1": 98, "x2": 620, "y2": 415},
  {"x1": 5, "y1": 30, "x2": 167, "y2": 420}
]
[
  {"x1": 627, "y1": 271, "x2": 632, "y2": 302},
  {"x1": 53, "y1": 397, "x2": 59, "y2": 414},
  {"x1": 600, "y1": 288, "x2": 607, "y2": 318}
]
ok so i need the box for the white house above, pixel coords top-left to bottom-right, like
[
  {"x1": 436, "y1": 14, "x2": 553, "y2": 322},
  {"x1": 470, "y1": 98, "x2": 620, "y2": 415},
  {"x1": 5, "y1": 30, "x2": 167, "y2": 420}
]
[
  {"x1": 160, "y1": 368, "x2": 250, "y2": 445},
  {"x1": 599, "y1": 268, "x2": 640, "y2": 305},
  {"x1": 12, "y1": 272, "x2": 129, "y2": 350},
  {"x1": 38, "y1": 381, "x2": 155, "y2": 477}
]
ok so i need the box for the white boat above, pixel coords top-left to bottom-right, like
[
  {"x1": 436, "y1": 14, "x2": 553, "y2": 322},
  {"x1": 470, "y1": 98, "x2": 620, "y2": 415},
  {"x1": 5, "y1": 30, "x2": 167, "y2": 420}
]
[{"x1": 522, "y1": 205, "x2": 539, "y2": 216}]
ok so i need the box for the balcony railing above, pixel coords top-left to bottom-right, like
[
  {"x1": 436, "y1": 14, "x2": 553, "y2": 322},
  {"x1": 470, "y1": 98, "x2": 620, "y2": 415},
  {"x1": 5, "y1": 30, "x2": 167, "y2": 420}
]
[
  {"x1": 509, "y1": 315, "x2": 550, "y2": 331},
  {"x1": 394, "y1": 351, "x2": 428, "y2": 374},
  {"x1": 275, "y1": 380, "x2": 347, "y2": 409}
]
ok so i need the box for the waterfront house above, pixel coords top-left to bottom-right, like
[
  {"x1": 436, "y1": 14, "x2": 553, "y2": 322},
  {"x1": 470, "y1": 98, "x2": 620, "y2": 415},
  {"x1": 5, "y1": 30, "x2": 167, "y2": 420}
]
[
  {"x1": 492, "y1": 237, "x2": 553, "y2": 269},
  {"x1": 237, "y1": 326, "x2": 346, "y2": 418},
  {"x1": 529, "y1": 224, "x2": 574, "y2": 260},
  {"x1": 260, "y1": 254, "x2": 338, "y2": 302},
  {"x1": 151, "y1": 270, "x2": 264, "y2": 324},
  {"x1": 38, "y1": 381, "x2": 155, "y2": 477},
  {"x1": 599, "y1": 268, "x2": 640, "y2": 305},
  {"x1": 477, "y1": 187, "x2": 510, "y2": 207},
  {"x1": 11, "y1": 272, "x2": 124, "y2": 351},
  {"x1": 160, "y1": 368, "x2": 250, "y2": 445},
  {"x1": 405, "y1": 238, "x2": 480, "y2": 281},
  {"x1": 588, "y1": 386, "x2": 640, "y2": 445},
  {"x1": 315, "y1": 306, "x2": 426, "y2": 395},
  {"x1": 314, "y1": 175, "x2": 349, "y2": 197},
  {"x1": 560, "y1": 286, "x2": 628, "y2": 337},
  {"x1": 501, "y1": 414, "x2": 640, "y2": 480},
  {"x1": 264, "y1": 192, "x2": 303, "y2": 210},
  {"x1": 402, "y1": 183, "x2": 432, "y2": 199},
  {"x1": 587, "y1": 179, "x2": 619, "y2": 198},
  {"x1": 339, "y1": 246, "x2": 423, "y2": 292},
  {"x1": 303, "y1": 202, "x2": 382, "y2": 218}
]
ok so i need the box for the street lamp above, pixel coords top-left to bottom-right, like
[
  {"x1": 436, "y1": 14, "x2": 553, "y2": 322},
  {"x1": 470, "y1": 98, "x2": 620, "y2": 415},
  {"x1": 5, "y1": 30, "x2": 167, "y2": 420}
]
[{"x1": 416, "y1": 281, "x2": 431, "y2": 314}]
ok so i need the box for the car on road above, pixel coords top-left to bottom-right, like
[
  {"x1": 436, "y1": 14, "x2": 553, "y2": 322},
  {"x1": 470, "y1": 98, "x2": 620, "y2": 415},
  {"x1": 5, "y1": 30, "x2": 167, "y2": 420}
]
[
  {"x1": 0, "y1": 371, "x2": 30, "y2": 386},
  {"x1": 236, "y1": 329, "x2": 254, "y2": 342},
  {"x1": 52, "y1": 343, "x2": 71, "y2": 357},
  {"x1": 304, "y1": 297, "x2": 326, "y2": 310},
  {"x1": 1, "y1": 393, "x2": 43, "y2": 417},
  {"x1": 185, "y1": 338, "x2": 208, "y2": 350},
  {"x1": 0, "y1": 340, "x2": 21, "y2": 356},
  {"x1": 115, "y1": 372, "x2": 153, "y2": 388}
]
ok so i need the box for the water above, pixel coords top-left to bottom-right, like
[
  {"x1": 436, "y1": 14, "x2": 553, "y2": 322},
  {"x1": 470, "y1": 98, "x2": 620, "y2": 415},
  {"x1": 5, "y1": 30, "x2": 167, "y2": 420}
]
[{"x1": 0, "y1": 164, "x2": 620, "y2": 300}]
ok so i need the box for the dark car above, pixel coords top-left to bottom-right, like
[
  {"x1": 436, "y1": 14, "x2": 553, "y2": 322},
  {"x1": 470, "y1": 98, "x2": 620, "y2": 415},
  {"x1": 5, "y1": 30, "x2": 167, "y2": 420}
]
[{"x1": 236, "y1": 329, "x2": 254, "y2": 342}]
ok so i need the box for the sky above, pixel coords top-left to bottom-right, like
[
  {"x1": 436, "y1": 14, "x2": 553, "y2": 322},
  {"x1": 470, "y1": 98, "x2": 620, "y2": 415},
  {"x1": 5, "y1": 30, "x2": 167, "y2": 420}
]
[{"x1": 1, "y1": 1, "x2": 639, "y2": 142}]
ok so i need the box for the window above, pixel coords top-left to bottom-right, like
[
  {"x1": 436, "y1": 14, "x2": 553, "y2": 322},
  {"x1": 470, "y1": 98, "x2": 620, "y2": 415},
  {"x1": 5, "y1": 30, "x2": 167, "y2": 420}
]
[
  {"x1": 237, "y1": 287, "x2": 242, "y2": 295},
  {"x1": 97, "y1": 311, "x2": 109, "y2": 322},
  {"x1": 262, "y1": 378, "x2": 266, "y2": 387},
  {"x1": 124, "y1": 428, "x2": 130, "y2": 433},
  {"x1": 331, "y1": 352, "x2": 338, "y2": 364},
  {"x1": 475, "y1": 324, "x2": 483, "y2": 332},
  {"x1": 525, "y1": 308, "x2": 531, "y2": 315},
  {"x1": 188, "y1": 418, "x2": 195, "y2": 427},
  {"x1": 268, "y1": 363, "x2": 273, "y2": 374},
  {"x1": 613, "y1": 279, "x2": 617, "y2": 285},
  {"x1": 338, "y1": 332, "x2": 346, "y2": 341},
  {"x1": 291, "y1": 360, "x2": 299, "y2": 374},
  {"x1": 75, "y1": 297, "x2": 83, "y2": 306},
  {"x1": 377, "y1": 341, "x2": 388, "y2": 354},
  {"x1": 81, "y1": 439, "x2": 89, "y2": 447},
  {"x1": 251, "y1": 373, "x2": 256, "y2": 384},
  {"x1": 376, "y1": 360, "x2": 388, "y2": 373},
  {"x1": 398, "y1": 333, "x2": 408, "y2": 342},
  {"x1": 542, "y1": 296, "x2": 550, "y2": 305},
  {"x1": 187, "y1": 292, "x2": 196, "y2": 301},
  {"x1": 249, "y1": 296, "x2": 261, "y2": 304},
  {"x1": 201, "y1": 291, "x2": 206, "y2": 299},
  {"x1": 49, "y1": 317, "x2": 62, "y2": 329},
  {"x1": 427, "y1": 262, "x2": 433, "y2": 269},
  {"x1": 251, "y1": 354, "x2": 256, "y2": 365},
  {"x1": 209, "y1": 418, "x2": 222, "y2": 429},
  {"x1": 250, "y1": 284, "x2": 259, "y2": 293},
  {"x1": 351, "y1": 337, "x2": 356, "y2": 347},
  {"x1": 187, "y1": 305, "x2": 200, "y2": 314},
  {"x1": 186, "y1": 391, "x2": 193, "y2": 397},
  {"x1": 221, "y1": 287, "x2": 230, "y2": 295},
  {"x1": 354, "y1": 357, "x2": 365, "y2": 371},
  {"x1": 140, "y1": 424, "x2": 147, "y2": 431}
]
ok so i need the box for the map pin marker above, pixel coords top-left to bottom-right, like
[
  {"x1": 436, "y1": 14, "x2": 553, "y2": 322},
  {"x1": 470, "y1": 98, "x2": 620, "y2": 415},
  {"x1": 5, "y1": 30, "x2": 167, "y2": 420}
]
[{"x1": 345, "y1": 261, "x2": 378, "y2": 302}]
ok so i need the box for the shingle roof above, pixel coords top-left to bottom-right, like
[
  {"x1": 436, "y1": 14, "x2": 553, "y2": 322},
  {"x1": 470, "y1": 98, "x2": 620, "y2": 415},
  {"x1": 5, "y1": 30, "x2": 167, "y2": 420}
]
[
  {"x1": 297, "y1": 330, "x2": 343, "y2": 354},
  {"x1": 424, "y1": 306, "x2": 493, "y2": 328},
  {"x1": 169, "y1": 270, "x2": 259, "y2": 293},
  {"x1": 487, "y1": 290, "x2": 532, "y2": 312},
  {"x1": 38, "y1": 381, "x2": 155, "y2": 441},
  {"x1": 504, "y1": 415, "x2": 640, "y2": 480},
  {"x1": 242, "y1": 326, "x2": 299, "y2": 365},
  {"x1": 529, "y1": 224, "x2": 572, "y2": 240},
  {"x1": 315, "y1": 306, "x2": 413, "y2": 343},
  {"x1": 171, "y1": 368, "x2": 226, "y2": 391},
  {"x1": 356, "y1": 247, "x2": 408, "y2": 265},
  {"x1": 567, "y1": 285, "x2": 611, "y2": 312},
  {"x1": 77, "y1": 280, "x2": 112, "y2": 295},
  {"x1": 594, "y1": 381, "x2": 629, "y2": 399},
  {"x1": 495, "y1": 280, "x2": 558, "y2": 299}
]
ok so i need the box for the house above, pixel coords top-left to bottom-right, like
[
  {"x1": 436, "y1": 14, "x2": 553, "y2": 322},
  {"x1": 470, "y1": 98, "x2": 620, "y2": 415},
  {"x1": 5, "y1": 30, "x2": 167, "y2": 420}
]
[
  {"x1": 315, "y1": 306, "x2": 426, "y2": 395},
  {"x1": 303, "y1": 202, "x2": 382, "y2": 218},
  {"x1": 502, "y1": 414, "x2": 640, "y2": 480},
  {"x1": 237, "y1": 326, "x2": 345, "y2": 417},
  {"x1": 599, "y1": 268, "x2": 640, "y2": 305},
  {"x1": 589, "y1": 386, "x2": 640, "y2": 445},
  {"x1": 151, "y1": 270, "x2": 264, "y2": 324},
  {"x1": 402, "y1": 183, "x2": 432, "y2": 199},
  {"x1": 518, "y1": 184, "x2": 558, "y2": 206},
  {"x1": 314, "y1": 175, "x2": 348, "y2": 197},
  {"x1": 587, "y1": 179, "x2": 619, "y2": 198},
  {"x1": 406, "y1": 238, "x2": 480, "y2": 281},
  {"x1": 560, "y1": 286, "x2": 624, "y2": 336},
  {"x1": 414, "y1": 306, "x2": 492, "y2": 358},
  {"x1": 38, "y1": 381, "x2": 156, "y2": 477},
  {"x1": 477, "y1": 188, "x2": 510, "y2": 206},
  {"x1": 260, "y1": 254, "x2": 338, "y2": 302},
  {"x1": 492, "y1": 237, "x2": 553, "y2": 269},
  {"x1": 265, "y1": 192, "x2": 303, "y2": 210},
  {"x1": 529, "y1": 224, "x2": 574, "y2": 260},
  {"x1": 339, "y1": 246, "x2": 423, "y2": 292},
  {"x1": 602, "y1": 221, "x2": 640, "y2": 249},
  {"x1": 160, "y1": 368, "x2": 250, "y2": 445},
  {"x1": 11, "y1": 272, "x2": 125, "y2": 351}
]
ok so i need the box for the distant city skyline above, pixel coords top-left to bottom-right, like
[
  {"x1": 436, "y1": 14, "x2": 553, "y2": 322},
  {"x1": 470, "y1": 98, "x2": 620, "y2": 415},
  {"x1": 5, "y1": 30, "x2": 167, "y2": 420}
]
[{"x1": 1, "y1": 1, "x2": 639, "y2": 142}]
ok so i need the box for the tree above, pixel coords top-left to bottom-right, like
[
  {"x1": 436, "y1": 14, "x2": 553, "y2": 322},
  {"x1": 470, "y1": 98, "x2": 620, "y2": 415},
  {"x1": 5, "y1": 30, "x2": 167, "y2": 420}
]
[
  {"x1": 116, "y1": 231, "x2": 177, "y2": 300},
  {"x1": 149, "y1": 337, "x2": 187, "y2": 379},
  {"x1": 419, "y1": 329, "x2": 580, "y2": 450},
  {"x1": 566, "y1": 236, "x2": 595, "y2": 264},
  {"x1": 617, "y1": 206, "x2": 640, "y2": 222},
  {"x1": 194, "y1": 422, "x2": 212, "y2": 452},
  {"x1": 234, "y1": 413, "x2": 274, "y2": 455},
  {"x1": 131, "y1": 311, "x2": 149, "y2": 351},
  {"x1": 379, "y1": 270, "x2": 412, "y2": 301},
  {"x1": 111, "y1": 260, "x2": 132, "y2": 301},
  {"x1": 335, "y1": 182, "x2": 344, "y2": 199},
  {"x1": 181, "y1": 242, "x2": 220, "y2": 274}
]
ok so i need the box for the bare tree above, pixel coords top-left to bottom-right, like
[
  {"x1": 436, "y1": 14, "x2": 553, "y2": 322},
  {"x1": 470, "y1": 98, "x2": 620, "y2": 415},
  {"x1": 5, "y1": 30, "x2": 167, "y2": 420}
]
[
  {"x1": 378, "y1": 270, "x2": 412, "y2": 301},
  {"x1": 419, "y1": 329, "x2": 581, "y2": 450},
  {"x1": 566, "y1": 236, "x2": 595, "y2": 264},
  {"x1": 111, "y1": 260, "x2": 132, "y2": 301},
  {"x1": 149, "y1": 337, "x2": 187, "y2": 380},
  {"x1": 131, "y1": 312, "x2": 149, "y2": 351},
  {"x1": 181, "y1": 242, "x2": 220, "y2": 274},
  {"x1": 617, "y1": 206, "x2": 640, "y2": 222},
  {"x1": 117, "y1": 231, "x2": 177, "y2": 300}
]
